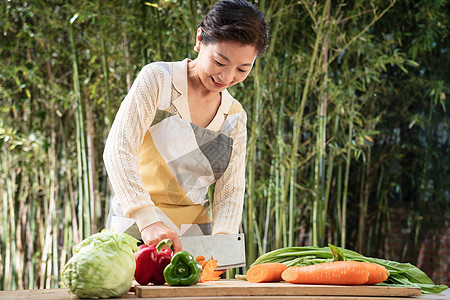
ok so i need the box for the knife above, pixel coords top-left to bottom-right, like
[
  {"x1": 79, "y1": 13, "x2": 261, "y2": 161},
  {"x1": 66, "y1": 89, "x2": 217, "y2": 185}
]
[{"x1": 179, "y1": 234, "x2": 246, "y2": 270}]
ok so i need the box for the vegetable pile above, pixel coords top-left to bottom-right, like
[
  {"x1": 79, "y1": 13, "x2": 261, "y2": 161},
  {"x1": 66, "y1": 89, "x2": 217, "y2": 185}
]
[
  {"x1": 62, "y1": 233, "x2": 205, "y2": 298},
  {"x1": 250, "y1": 244, "x2": 448, "y2": 294},
  {"x1": 61, "y1": 230, "x2": 139, "y2": 299}
]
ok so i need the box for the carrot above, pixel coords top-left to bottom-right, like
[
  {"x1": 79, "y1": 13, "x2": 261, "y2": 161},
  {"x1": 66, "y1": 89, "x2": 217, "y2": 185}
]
[
  {"x1": 199, "y1": 257, "x2": 225, "y2": 283},
  {"x1": 363, "y1": 262, "x2": 390, "y2": 284},
  {"x1": 196, "y1": 255, "x2": 208, "y2": 268},
  {"x1": 246, "y1": 262, "x2": 288, "y2": 283},
  {"x1": 198, "y1": 261, "x2": 208, "y2": 268},
  {"x1": 281, "y1": 261, "x2": 369, "y2": 285},
  {"x1": 196, "y1": 255, "x2": 206, "y2": 262}
]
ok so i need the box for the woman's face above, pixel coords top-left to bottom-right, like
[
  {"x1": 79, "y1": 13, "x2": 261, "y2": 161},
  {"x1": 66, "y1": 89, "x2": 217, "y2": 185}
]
[{"x1": 195, "y1": 36, "x2": 258, "y2": 93}]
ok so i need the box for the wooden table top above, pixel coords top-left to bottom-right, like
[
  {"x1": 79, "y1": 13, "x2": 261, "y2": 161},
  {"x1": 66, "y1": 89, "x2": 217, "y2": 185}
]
[{"x1": 0, "y1": 280, "x2": 448, "y2": 300}]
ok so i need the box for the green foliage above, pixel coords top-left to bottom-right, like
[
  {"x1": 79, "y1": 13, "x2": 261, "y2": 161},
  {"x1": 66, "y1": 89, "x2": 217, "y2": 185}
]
[{"x1": 0, "y1": 0, "x2": 448, "y2": 291}]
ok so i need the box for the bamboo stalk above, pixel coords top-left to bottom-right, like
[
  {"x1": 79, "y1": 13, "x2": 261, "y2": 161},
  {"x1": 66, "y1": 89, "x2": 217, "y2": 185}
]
[
  {"x1": 2, "y1": 144, "x2": 12, "y2": 290},
  {"x1": 0, "y1": 146, "x2": 4, "y2": 290},
  {"x1": 273, "y1": 70, "x2": 286, "y2": 249},
  {"x1": 341, "y1": 96, "x2": 354, "y2": 248},
  {"x1": 9, "y1": 156, "x2": 17, "y2": 290},
  {"x1": 64, "y1": 131, "x2": 80, "y2": 245},
  {"x1": 318, "y1": 0, "x2": 331, "y2": 247},
  {"x1": 274, "y1": 145, "x2": 281, "y2": 249},
  {"x1": 312, "y1": 98, "x2": 323, "y2": 246},
  {"x1": 288, "y1": 168, "x2": 296, "y2": 246},
  {"x1": 357, "y1": 161, "x2": 366, "y2": 252},
  {"x1": 50, "y1": 105, "x2": 59, "y2": 288},
  {"x1": 99, "y1": 22, "x2": 113, "y2": 222},
  {"x1": 69, "y1": 17, "x2": 92, "y2": 239},
  {"x1": 37, "y1": 168, "x2": 47, "y2": 289},
  {"x1": 0, "y1": 167, "x2": 3, "y2": 289},
  {"x1": 69, "y1": 21, "x2": 84, "y2": 240},
  {"x1": 40, "y1": 164, "x2": 54, "y2": 289},
  {"x1": 1, "y1": 145, "x2": 5, "y2": 290},
  {"x1": 85, "y1": 101, "x2": 97, "y2": 234},
  {"x1": 324, "y1": 114, "x2": 340, "y2": 245},
  {"x1": 357, "y1": 146, "x2": 372, "y2": 253},
  {"x1": 100, "y1": 24, "x2": 112, "y2": 128},
  {"x1": 263, "y1": 163, "x2": 275, "y2": 253},
  {"x1": 16, "y1": 178, "x2": 28, "y2": 290},
  {"x1": 336, "y1": 162, "x2": 343, "y2": 238},
  {"x1": 283, "y1": 31, "x2": 296, "y2": 248},
  {"x1": 37, "y1": 199, "x2": 45, "y2": 288},
  {"x1": 254, "y1": 216, "x2": 263, "y2": 256},
  {"x1": 289, "y1": 82, "x2": 304, "y2": 246},
  {"x1": 60, "y1": 182, "x2": 71, "y2": 270},
  {"x1": 275, "y1": 161, "x2": 282, "y2": 249},
  {"x1": 27, "y1": 174, "x2": 38, "y2": 290},
  {"x1": 264, "y1": 0, "x2": 285, "y2": 59},
  {"x1": 246, "y1": 61, "x2": 261, "y2": 264},
  {"x1": 52, "y1": 223, "x2": 58, "y2": 287},
  {"x1": 45, "y1": 252, "x2": 52, "y2": 288}
]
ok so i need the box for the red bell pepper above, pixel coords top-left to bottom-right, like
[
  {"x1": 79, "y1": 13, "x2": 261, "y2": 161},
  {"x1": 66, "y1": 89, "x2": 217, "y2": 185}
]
[{"x1": 134, "y1": 239, "x2": 173, "y2": 285}]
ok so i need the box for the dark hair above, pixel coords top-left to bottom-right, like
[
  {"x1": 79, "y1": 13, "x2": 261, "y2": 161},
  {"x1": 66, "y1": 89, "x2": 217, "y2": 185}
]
[{"x1": 199, "y1": 0, "x2": 269, "y2": 56}]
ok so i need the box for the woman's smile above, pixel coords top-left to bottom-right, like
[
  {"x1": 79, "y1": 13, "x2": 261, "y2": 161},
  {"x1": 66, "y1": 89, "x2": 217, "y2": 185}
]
[{"x1": 210, "y1": 76, "x2": 228, "y2": 88}]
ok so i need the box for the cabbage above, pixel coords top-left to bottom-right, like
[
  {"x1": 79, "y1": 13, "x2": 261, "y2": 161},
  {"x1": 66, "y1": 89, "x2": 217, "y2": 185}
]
[{"x1": 61, "y1": 230, "x2": 139, "y2": 298}]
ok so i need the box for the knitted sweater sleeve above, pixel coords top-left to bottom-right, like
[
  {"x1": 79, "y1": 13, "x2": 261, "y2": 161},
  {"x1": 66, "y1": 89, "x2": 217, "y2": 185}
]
[
  {"x1": 212, "y1": 109, "x2": 247, "y2": 234},
  {"x1": 103, "y1": 63, "x2": 163, "y2": 230}
]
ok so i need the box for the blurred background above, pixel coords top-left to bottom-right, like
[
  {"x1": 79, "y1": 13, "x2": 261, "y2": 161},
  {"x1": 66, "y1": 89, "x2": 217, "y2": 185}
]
[{"x1": 0, "y1": 0, "x2": 448, "y2": 290}]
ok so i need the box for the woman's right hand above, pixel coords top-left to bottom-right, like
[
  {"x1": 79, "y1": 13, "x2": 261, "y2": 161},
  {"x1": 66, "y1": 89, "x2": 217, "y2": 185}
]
[{"x1": 140, "y1": 221, "x2": 182, "y2": 253}]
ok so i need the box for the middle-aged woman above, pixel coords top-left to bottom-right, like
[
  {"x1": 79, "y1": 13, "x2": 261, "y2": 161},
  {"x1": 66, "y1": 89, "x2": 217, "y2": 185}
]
[{"x1": 104, "y1": 0, "x2": 269, "y2": 252}]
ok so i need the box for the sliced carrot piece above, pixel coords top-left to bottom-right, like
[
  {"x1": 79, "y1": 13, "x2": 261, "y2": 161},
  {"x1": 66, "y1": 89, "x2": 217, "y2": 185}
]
[
  {"x1": 198, "y1": 261, "x2": 208, "y2": 268},
  {"x1": 199, "y1": 257, "x2": 225, "y2": 283},
  {"x1": 246, "y1": 263, "x2": 287, "y2": 283},
  {"x1": 196, "y1": 255, "x2": 206, "y2": 263}
]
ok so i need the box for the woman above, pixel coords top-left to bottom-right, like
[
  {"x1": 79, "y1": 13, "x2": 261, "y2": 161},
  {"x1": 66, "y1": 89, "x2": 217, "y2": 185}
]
[{"x1": 104, "y1": 0, "x2": 269, "y2": 252}]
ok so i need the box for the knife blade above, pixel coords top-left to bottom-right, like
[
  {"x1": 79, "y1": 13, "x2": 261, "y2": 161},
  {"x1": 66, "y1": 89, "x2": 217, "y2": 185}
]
[{"x1": 179, "y1": 234, "x2": 246, "y2": 270}]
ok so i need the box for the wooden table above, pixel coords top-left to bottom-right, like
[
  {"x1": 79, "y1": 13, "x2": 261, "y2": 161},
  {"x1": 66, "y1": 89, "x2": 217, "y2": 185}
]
[{"x1": 1, "y1": 280, "x2": 449, "y2": 300}]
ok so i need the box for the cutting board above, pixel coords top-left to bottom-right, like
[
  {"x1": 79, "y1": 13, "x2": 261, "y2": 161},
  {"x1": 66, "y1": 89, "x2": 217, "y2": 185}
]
[{"x1": 136, "y1": 279, "x2": 422, "y2": 298}]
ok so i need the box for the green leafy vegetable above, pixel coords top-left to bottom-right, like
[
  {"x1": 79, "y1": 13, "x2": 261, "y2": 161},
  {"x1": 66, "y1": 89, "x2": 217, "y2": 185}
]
[
  {"x1": 329, "y1": 244, "x2": 345, "y2": 261},
  {"x1": 61, "y1": 230, "x2": 139, "y2": 299},
  {"x1": 251, "y1": 244, "x2": 448, "y2": 294}
]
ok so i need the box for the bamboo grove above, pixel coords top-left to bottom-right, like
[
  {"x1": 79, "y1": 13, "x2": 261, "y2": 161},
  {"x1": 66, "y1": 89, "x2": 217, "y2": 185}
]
[{"x1": 1, "y1": 0, "x2": 448, "y2": 291}]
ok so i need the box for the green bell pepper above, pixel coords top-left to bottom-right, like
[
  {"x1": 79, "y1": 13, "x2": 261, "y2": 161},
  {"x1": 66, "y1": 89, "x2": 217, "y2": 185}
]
[{"x1": 163, "y1": 251, "x2": 202, "y2": 286}]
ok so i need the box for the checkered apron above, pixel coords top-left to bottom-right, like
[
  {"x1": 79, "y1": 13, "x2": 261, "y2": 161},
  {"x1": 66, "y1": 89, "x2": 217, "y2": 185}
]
[{"x1": 108, "y1": 62, "x2": 242, "y2": 239}]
